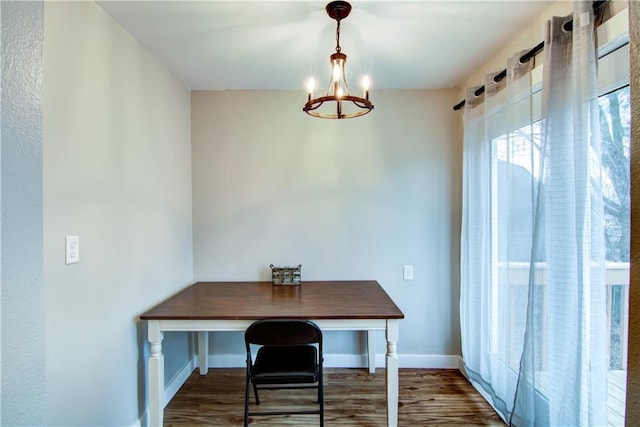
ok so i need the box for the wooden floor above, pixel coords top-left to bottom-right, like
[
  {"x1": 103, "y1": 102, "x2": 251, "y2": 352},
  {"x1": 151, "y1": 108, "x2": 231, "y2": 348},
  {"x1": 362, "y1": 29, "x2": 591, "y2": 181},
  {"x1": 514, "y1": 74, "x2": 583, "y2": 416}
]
[{"x1": 164, "y1": 368, "x2": 505, "y2": 426}]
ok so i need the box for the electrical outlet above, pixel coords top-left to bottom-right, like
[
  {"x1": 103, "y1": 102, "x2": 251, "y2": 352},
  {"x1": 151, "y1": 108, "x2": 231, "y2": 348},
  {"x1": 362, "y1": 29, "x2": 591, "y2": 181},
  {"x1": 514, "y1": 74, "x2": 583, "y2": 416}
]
[
  {"x1": 403, "y1": 265, "x2": 413, "y2": 281},
  {"x1": 66, "y1": 235, "x2": 79, "y2": 264}
]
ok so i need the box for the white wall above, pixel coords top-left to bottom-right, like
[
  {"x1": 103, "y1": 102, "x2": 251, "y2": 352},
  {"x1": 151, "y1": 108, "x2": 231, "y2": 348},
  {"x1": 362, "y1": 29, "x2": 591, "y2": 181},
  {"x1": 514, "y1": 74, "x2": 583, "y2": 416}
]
[
  {"x1": 191, "y1": 89, "x2": 461, "y2": 364},
  {"x1": 43, "y1": 2, "x2": 193, "y2": 425},
  {"x1": 1, "y1": 2, "x2": 46, "y2": 425}
]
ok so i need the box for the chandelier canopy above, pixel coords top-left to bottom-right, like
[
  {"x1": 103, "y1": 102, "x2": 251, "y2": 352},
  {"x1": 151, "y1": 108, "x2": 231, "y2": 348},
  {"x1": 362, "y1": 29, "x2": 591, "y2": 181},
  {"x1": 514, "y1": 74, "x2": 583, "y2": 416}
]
[{"x1": 303, "y1": 1, "x2": 374, "y2": 119}]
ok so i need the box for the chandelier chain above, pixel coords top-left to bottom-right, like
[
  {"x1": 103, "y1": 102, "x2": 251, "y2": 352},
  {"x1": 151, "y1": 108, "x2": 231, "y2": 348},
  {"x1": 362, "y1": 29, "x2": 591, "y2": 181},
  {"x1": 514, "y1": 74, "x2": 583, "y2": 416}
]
[{"x1": 335, "y1": 19, "x2": 341, "y2": 52}]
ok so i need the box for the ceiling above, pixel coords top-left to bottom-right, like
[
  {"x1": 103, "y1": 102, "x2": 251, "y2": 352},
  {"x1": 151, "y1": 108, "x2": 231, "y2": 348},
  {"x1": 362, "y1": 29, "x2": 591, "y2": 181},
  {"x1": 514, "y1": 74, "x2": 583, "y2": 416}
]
[{"x1": 97, "y1": 1, "x2": 554, "y2": 91}]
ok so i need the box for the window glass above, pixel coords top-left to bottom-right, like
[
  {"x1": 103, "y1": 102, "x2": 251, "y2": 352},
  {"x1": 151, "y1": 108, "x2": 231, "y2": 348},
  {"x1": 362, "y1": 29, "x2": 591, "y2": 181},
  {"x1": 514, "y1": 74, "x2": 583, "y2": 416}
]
[
  {"x1": 598, "y1": 85, "x2": 630, "y2": 373},
  {"x1": 488, "y1": 45, "x2": 630, "y2": 382}
]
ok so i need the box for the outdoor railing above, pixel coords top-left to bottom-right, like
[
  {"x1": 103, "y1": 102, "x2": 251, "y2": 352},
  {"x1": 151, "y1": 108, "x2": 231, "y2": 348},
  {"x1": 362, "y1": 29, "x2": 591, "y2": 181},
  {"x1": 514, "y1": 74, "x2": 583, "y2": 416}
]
[{"x1": 498, "y1": 261, "x2": 630, "y2": 370}]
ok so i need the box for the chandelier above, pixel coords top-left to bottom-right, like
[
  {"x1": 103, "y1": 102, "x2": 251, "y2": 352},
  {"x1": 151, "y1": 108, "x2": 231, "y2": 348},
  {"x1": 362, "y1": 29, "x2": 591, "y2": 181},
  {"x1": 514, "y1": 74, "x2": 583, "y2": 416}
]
[{"x1": 303, "y1": 1, "x2": 374, "y2": 119}]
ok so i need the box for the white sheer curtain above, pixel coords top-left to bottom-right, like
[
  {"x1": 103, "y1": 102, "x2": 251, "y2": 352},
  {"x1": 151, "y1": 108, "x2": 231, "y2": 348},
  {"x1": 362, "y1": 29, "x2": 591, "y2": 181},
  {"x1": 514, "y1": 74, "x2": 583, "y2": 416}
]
[
  {"x1": 460, "y1": 50, "x2": 536, "y2": 421},
  {"x1": 511, "y1": 2, "x2": 608, "y2": 425},
  {"x1": 460, "y1": 2, "x2": 609, "y2": 425}
]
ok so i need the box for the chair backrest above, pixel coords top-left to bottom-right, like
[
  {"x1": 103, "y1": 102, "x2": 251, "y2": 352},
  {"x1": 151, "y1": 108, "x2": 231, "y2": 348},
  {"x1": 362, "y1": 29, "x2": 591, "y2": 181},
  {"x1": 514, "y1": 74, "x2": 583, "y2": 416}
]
[{"x1": 245, "y1": 320, "x2": 322, "y2": 351}]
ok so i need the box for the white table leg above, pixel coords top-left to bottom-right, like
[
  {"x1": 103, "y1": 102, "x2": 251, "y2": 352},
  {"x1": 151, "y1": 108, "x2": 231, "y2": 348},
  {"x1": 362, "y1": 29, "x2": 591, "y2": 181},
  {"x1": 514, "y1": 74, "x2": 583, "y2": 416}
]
[
  {"x1": 198, "y1": 331, "x2": 209, "y2": 375},
  {"x1": 367, "y1": 330, "x2": 376, "y2": 373},
  {"x1": 386, "y1": 319, "x2": 399, "y2": 427},
  {"x1": 148, "y1": 320, "x2": 164, "y2": 427}
]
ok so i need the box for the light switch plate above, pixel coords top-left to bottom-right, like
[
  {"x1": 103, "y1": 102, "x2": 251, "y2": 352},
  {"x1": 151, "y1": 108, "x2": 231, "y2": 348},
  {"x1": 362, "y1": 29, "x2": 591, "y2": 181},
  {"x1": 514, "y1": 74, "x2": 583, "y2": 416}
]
[
  {"x1": 403, "y1": 265, "x2": 413, "y2": 281},
  {"x1": 65, "y1": 235, "x2": 79, "y2": 264}
]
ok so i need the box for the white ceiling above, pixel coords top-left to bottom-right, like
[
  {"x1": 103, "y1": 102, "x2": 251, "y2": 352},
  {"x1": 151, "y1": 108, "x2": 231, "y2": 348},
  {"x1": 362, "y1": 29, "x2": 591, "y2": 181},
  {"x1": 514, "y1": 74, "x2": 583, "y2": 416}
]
[{"x1": 97, "y1": 0, "x2": 554, "y2": 91}]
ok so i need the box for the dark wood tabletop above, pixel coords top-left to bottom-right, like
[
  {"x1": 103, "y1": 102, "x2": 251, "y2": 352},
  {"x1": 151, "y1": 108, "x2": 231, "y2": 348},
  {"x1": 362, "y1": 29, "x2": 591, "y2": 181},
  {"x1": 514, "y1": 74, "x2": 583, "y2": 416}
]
[{"x1": 140, "y1": 280, "x2": 404, "y2": 321}]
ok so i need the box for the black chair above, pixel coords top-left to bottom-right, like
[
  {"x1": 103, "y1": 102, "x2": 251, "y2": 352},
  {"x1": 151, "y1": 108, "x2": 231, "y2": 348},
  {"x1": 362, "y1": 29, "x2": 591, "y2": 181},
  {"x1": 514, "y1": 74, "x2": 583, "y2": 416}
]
[{"x1": 244, "y1": 319, "x2": 324, "y2": 426}]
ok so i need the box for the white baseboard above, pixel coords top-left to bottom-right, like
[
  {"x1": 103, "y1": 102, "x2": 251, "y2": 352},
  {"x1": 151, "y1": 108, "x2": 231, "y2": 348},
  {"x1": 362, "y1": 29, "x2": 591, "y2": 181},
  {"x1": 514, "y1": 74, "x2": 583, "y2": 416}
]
[
  {"x1": 165, "y1": 357, "x2": 198, "y2": 405},
  {"x1": 397, "y1": 354, "x2": 462, "y2": 369},
  {"x1": 134, "y1": 353, "x2": 463, "y2": 427},
  {"x1": 208, "y1": 353, "x2": 462, "y2": 370}
]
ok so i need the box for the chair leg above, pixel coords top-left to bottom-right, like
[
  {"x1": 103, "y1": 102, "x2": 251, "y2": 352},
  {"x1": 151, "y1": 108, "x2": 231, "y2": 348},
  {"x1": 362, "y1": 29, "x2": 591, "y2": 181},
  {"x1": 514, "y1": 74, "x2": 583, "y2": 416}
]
[
  {"x1": 244, "y1": 358, "x2": 252, "y2": 427},
  {"x1": 252, "y1": 382, "x2": 260, "y2": 405},
  {"x1": 319, "y1": 379, "x2": 324, "y2": 427},
  {"x1": 244, "y1": 376, "x2": 250, "y2": 427}
]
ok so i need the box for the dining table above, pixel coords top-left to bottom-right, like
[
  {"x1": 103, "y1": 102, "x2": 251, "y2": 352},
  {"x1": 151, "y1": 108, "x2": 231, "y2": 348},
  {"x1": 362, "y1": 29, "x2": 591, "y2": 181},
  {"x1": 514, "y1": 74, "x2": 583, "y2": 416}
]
[{"x1": 140, "y1": 280, "x2": 404, "y2": 426}]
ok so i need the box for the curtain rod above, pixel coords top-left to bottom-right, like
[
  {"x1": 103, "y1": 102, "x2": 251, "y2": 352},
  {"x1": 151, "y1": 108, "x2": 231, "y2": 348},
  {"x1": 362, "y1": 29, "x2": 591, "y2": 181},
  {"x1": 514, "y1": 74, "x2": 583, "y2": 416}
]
[{"x1": 452, "y1": 0, "x2": 607, "y2": 111}]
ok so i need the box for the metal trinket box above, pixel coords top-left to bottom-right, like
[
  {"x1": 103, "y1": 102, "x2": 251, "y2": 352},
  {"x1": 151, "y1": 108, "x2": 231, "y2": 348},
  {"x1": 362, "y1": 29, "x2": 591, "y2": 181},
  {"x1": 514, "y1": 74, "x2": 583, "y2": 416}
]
[{"x1": 270, "y1": 264, "x2": 301, "y2": 285}]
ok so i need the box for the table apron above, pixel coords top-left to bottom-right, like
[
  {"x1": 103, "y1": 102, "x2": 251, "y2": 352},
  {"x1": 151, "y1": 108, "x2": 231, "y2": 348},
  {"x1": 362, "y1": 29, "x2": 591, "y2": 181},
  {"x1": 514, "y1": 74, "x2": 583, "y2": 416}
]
[{"x1": 153, "y1": 318, "x2": 389, "y2": 332}]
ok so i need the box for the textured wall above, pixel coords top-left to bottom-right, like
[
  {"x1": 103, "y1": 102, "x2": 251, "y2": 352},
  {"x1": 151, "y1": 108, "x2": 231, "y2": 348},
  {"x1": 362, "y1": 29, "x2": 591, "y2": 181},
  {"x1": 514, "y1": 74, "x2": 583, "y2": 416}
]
[
  {"x1": 627, "y1": 0, "x2": 639, "y2": 423},
  {"x1": 0, "y1": 2, "x2": 47, "y2": 424}
]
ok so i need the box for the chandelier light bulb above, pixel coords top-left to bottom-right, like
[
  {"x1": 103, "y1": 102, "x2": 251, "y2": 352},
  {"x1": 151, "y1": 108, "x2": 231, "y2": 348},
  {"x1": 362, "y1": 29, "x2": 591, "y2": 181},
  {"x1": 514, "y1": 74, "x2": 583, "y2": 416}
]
[
  {"x1": 336, "y1": 86, "x2": 344, "y2": 98},
  {"x1": 362, "y1": 75, "x2": 370, "y2": 100},
  {"x1": 362, "y1": 75, "x2": 370, "y2": 90},
  {"x1": 332, "y1": 63, "x2": 342, "y2": 82},
  {"x1": 307, "y1": 77, "x2": 315, "y2": 94}
]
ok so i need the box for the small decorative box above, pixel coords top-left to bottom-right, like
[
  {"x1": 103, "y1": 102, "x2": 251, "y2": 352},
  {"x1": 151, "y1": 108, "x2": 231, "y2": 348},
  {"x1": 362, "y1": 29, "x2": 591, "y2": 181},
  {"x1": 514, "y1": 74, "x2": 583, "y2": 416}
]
[{"x1": 270, "y1": 264, "x2": 302, "y2": 285}]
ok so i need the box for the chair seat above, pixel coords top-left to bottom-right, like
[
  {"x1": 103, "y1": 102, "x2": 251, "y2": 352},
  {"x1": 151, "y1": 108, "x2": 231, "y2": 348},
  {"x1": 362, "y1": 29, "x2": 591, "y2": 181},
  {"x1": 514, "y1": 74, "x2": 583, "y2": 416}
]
[{"x1": 252, "y1": 345, "x2": 319, "y2": 384}]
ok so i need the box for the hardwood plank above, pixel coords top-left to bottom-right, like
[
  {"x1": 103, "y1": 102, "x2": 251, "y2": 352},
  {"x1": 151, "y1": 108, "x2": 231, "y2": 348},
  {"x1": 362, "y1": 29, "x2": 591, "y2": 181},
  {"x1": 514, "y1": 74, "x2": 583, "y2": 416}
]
[{"x1": 164, "y1": 368, "x2": 505, "y2": 426}]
